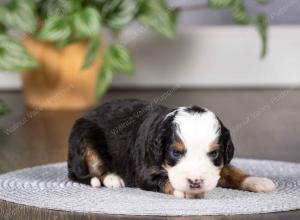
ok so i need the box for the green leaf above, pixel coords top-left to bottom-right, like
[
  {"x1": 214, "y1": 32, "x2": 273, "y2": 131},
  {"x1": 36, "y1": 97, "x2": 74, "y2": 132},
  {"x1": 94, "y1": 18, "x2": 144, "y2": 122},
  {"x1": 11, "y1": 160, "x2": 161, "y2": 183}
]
[
  {"x1": 0, "y1": 100, "x2": 9, "y2": 117},
  {"x1": 96, "y1": 65, "x2": 113, "y2": 99},
  {"x1": 38, "y1": 16, "x2": 71, "y2": 43},
  {"x1": 138, "y1": 0, "x2": 178, "y2": 38},
  {"x1": 107, "y1": 44, "x2": 133, "y2": 74},
  {"x1": 101, "y1": 0, "x2": 139, "y2": 29},
  {"x1": 73, "y1": 7, "x2": 101, "y2": 39},
  {"x1": 230, "y1": 0, "x2": 250, "y2": 24},
  {"x1": 256, "y1": 13, "x2": 268, "y2": 58},
  {"x1": 81, "y1": 38, "x2": 100, "y2": 69},
  {"x1": 0, "y1": 6, "x2": 9, "y2": 26},
  {"x1": 0, "y1": 34, "x2": 38, "y2": 71},
  {"x1": 39, "y1": 0, "x2": 74, "y2": 18},
  {"x1": 0, "y1": 0, "x2": 37, "y2": 34},
  {"x1": 208, "y1": 0, "x2": 233, "y2": 8}
]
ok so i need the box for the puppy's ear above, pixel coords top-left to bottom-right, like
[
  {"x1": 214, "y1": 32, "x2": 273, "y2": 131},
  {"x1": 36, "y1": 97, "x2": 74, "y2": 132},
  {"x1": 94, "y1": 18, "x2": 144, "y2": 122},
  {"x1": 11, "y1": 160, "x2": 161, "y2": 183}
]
[
  {"x1": 223, "y1": 135, "x2": 235, "y2": 164},
  {"x1": 153, "y1": 114, "x2": 175, "y2": 164},
  {"x1": 152, "y1": 128, "x2": 165, "y2": 163},
  {"x1": 218, "y1": 118, "x2": 235, "y2": 165}
]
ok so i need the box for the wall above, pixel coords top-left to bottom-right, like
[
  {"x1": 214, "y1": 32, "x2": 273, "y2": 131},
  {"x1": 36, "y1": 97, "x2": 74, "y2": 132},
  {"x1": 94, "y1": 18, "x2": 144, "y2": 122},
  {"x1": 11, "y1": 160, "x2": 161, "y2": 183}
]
[{"x1": 1, "y1": 0, "x2": 300, "y2": 90}]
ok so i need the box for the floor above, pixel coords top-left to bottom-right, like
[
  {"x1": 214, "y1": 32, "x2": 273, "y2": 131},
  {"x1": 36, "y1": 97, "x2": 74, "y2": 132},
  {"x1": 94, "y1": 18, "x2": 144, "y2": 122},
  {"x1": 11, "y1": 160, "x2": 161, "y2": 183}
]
[{"x1": 0, "y1": 89, "x2": 299, "y2": 220}]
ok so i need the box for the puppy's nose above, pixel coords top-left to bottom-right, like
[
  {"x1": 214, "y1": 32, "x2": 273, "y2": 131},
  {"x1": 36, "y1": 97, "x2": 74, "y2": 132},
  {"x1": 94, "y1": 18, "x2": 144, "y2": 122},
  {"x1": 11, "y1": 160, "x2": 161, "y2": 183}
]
[{"x1": 187, "y1": 178, "x2": 204, "y2": 189}]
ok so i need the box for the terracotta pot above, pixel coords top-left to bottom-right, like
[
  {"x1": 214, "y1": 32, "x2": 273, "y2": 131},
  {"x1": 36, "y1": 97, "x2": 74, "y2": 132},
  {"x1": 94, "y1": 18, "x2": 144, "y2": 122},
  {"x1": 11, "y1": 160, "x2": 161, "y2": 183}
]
[{"x1": 22, "y1": 37, "x2": 104, "y2": 110}]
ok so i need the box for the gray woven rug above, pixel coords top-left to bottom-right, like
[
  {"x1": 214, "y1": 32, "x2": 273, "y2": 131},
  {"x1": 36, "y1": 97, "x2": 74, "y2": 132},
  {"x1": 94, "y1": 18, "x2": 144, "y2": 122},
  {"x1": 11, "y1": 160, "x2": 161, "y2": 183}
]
[{"x1": 0, "y1": 158, "x2": 299, "y2": 216}]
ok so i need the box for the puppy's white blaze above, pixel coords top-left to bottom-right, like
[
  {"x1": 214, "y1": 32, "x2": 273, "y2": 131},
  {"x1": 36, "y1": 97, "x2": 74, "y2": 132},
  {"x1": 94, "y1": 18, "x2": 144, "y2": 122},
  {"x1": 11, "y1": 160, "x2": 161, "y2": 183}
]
[
  {"x1": 164, "y1": 107, "x2": 185, "y2": 120},
  {"x1": 174, "y1": 109, "x2": 220, "y2": 148},
  {"x1": 167, "y1": 108, "x2": 221, "y2": 194}
]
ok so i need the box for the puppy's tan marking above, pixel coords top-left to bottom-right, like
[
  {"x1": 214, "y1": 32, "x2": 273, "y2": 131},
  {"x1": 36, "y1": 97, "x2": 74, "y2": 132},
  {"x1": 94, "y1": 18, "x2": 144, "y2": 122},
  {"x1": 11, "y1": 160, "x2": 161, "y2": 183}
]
[
  {"x1": 209, "y1": 138, "x2": 219, "y2": 151},
  {"x1": 218, "y1": 165, "x2": 249, "y2": 189},
  {"x1": 85, "y1": 145, "x2": 104, "y2": 177},
  {"x1": 163, "y1": 181, "x2": 174, "y2": 195},
  {"x1": 175, "y1": 139, "x2": 185, "y2": 152}
]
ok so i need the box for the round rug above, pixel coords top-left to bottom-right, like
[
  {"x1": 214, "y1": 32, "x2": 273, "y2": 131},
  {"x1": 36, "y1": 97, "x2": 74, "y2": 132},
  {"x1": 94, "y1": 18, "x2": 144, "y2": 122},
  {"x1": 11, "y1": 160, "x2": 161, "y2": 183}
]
[{"x1": 0, "y1": 158, "x2": 299, "y2": 216}]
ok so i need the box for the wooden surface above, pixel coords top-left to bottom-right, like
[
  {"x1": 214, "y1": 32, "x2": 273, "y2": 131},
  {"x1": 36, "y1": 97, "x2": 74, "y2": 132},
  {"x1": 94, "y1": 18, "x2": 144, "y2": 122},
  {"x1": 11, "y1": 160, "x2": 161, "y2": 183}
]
[{"x1": 0, "y1": 89, "x2": 299, "y2": 220}]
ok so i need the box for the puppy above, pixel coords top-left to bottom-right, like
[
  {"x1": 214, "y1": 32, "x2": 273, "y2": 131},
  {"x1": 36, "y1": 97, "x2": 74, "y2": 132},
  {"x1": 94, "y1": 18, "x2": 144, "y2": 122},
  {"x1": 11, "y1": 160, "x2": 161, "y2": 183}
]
[{"x1": 68, "y1": 99, "x2": 276, "y2": 198}]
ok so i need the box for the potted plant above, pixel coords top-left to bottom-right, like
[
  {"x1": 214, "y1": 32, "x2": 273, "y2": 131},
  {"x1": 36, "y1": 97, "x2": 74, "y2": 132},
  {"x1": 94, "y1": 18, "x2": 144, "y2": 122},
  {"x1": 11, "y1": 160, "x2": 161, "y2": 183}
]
[{"x1": 0, "y1": 0, "x2": 268, "y2": 110}]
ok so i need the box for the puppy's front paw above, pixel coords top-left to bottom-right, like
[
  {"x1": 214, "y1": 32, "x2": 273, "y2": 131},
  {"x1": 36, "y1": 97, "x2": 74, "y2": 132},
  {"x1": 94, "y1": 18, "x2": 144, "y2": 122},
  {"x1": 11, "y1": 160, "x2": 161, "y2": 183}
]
[
  {"x1": 103, "y1": 173, "x2": 125, "y2": 189},
  {"x1": 173, "y1": 190, "x2": 204, "y2": 199},
  {"x1": 241, "y1": 177, "x2": 276, "y2": 192},
  {"x1": 90, "y1": 177, "x2": 102, "y2": 188}
]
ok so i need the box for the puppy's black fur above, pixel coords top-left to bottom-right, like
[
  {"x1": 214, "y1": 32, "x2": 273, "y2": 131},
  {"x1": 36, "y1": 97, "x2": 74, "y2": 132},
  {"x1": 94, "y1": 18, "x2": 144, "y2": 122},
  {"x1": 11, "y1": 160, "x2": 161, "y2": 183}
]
[{"x1": 68, "y1": 99, "x2": 234, "y2": 193}]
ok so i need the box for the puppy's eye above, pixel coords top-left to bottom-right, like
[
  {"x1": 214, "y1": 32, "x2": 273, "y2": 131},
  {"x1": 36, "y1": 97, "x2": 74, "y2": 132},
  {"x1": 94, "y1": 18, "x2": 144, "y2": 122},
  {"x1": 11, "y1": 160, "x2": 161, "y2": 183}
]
[
  {"x1": 208, "y1": 149, "x2": 219, "y2": 160},
  {"x1": 170, "y1": 149, "x2": 182, "y2": 159}
]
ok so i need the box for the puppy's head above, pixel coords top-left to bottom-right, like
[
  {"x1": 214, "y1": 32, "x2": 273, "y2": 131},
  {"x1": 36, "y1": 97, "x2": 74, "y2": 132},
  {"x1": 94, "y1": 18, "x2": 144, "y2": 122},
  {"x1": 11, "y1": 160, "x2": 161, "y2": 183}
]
[{"x1": 161, "y1": 106, "x2": 234, "y2": 194}]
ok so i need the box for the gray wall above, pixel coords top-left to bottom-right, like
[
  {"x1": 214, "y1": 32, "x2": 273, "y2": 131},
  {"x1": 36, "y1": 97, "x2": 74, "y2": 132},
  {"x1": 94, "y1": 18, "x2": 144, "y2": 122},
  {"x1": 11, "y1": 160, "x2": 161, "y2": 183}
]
[{"x1": 171, "y1": 0, "x2": 300, "y2": 25}]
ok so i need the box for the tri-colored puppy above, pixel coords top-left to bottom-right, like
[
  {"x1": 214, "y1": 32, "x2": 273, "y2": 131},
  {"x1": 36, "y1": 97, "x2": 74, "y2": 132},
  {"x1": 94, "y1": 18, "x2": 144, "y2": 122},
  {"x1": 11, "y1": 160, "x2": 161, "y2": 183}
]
[{"x1": 68, "y1": 99, "x2": 275, "y2": 198}]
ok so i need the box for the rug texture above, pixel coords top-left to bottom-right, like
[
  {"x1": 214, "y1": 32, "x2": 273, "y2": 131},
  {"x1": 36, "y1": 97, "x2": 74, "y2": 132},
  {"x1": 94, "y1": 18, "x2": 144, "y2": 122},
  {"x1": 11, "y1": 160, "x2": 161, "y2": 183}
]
[{"x1": 0, "y1": 158, "x2": 299, "y2": 216}]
